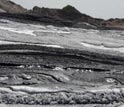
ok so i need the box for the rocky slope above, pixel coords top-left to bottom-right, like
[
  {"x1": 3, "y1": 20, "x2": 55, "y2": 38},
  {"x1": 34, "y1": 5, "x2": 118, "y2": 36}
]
[
  {"x1": 0, "y1": 0, "x2": 124, "y2": 30},
  {"x1": 0, "y1": 0, "x2": 27, "y2": 13},
  {"x1": 102, "y1": 18, "x2": 124, "y2": 30},
  {"x1": 29, "y1": 5, "x2": 104, "y2": 29},
  {"x1": 30, "y1": 5, "x2": 124, "y2": 30}
]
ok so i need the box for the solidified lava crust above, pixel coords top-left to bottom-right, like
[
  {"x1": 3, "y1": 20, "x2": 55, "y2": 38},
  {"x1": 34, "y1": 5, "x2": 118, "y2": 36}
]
[
  {"x1": 0, "y1": 44, "x2": 124, "y2": 105},
  {"x1": 0, "y1": 91, "x2": 124, "y2": 105}
]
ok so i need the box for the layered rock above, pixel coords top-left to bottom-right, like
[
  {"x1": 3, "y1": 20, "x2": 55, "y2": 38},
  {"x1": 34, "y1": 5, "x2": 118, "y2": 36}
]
[{"x1": 0, "y1": 1, "x2": 124, "y2": 30}]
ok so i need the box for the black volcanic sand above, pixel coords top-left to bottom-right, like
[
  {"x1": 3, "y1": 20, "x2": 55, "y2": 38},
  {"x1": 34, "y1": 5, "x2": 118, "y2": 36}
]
[{"x1": 0, "y1": 44, "x2": 124, "y2": 106}]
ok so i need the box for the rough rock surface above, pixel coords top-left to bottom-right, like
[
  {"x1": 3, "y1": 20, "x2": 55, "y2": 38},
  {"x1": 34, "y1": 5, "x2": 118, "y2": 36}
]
[
  {"x1": 0, "y1": 0, "x2": 27, "y2": 13},
  {"x1": 0, "y1": 19, "x2": 123, "y2": 107},
  {"x1": 0, "y1": 1, "x2": 124, "y2": 30}
]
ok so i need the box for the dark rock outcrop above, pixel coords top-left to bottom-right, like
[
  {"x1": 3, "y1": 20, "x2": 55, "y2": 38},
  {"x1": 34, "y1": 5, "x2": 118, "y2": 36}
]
[
  {"x1": 28, "y1": 5, "x2": 104, "y2": 29},
  {"x1": 28, "y1": 5, "x2": 124, "y2": 30},
  {"x1": 101, "y1": 18, "x2": 124, "y2": 30}
]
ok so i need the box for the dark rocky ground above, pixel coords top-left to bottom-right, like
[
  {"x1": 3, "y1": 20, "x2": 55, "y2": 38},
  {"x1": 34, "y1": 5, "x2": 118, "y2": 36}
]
[
  {"x1": 0, "y1": 1, "x2": 124, "y2": 107},
  {"x1": 0, "y1": 19, "x2": 124, "y2": 107},
  {"x1": 0, "y1": 44, "x2": 124, "y2": 107}
]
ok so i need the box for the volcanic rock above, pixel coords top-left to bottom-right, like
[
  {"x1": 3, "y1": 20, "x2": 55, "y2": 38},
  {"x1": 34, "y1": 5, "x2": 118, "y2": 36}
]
[{"x1": 0, "y1": 0, "x2": 27, "y2": 13}]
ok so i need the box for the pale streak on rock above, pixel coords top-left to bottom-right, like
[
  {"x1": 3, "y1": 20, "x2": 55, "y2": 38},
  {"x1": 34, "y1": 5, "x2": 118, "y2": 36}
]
[
  {"x1": 10, "y1": 86, "x2": 67, "y2": 93},
  {"x1": 89, "y1": 88, "x2": 122, "y2": 93},
  {"x1": 41, "y1": 44, "x2": 64, "y2": 48},
  {"x1": 81, "y1": 42, "x2": 124, "y2": 53},
  {"x1": 0, "y1": 26, "x2": 36, "y2": 36},
  {"x1": 0, "y1": 87, "x2": 26, "y2": 94}
]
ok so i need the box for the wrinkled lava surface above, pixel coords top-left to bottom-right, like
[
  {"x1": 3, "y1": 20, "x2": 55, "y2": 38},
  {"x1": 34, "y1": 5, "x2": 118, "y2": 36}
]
[{"x1": 0, "y1": 19, "x2": 124, "y2": 106}]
